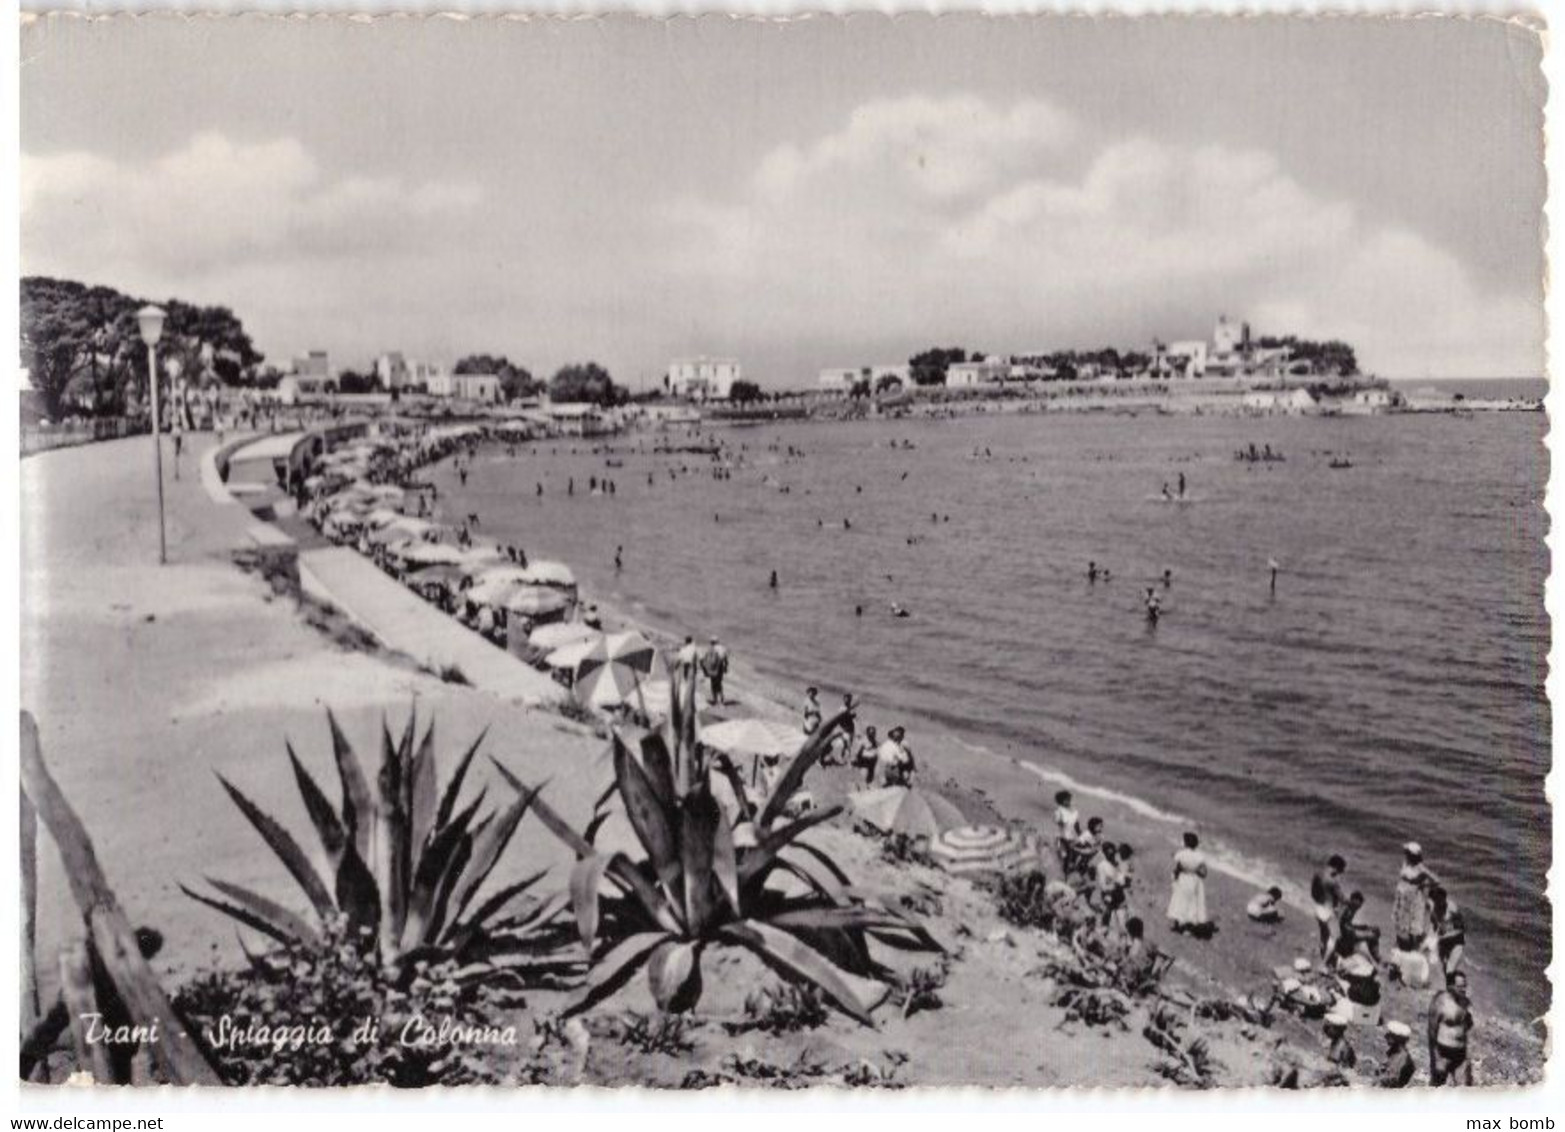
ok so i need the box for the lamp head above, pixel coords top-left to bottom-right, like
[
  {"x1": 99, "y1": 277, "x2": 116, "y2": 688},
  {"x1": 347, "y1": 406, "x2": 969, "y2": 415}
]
[{"x1": 136, "y1": 305, "x2": 167, "y2": 347}]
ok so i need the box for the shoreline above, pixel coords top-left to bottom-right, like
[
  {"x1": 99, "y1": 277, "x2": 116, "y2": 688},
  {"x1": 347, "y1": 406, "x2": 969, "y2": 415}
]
[{"x1": 415, "y1": 433, "x2": 1546, "y2": 1080}]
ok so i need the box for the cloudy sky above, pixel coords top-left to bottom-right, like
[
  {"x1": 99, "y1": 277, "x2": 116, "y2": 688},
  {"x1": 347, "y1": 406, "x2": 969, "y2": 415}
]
[{"x1": 20, "y1": 15, "x2": 1546, "y2": 384}]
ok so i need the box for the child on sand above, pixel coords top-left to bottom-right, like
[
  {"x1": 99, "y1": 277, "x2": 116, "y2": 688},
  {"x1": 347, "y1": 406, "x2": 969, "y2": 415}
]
[{"x1": 1247, "y1": 886, "x2": 1285, "y2": 923}]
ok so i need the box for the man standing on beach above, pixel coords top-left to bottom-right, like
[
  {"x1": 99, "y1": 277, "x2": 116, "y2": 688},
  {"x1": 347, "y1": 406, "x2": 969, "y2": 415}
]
[
  {"x1": 1427, "y1": 971, "x2": 1474, "y2": 1085},
  {"x1": 700, "y1": 637, "x2": 729, "y2": 705},
  {"x1": 677, "y1": 635, "x2": 699, "y2": 673}
]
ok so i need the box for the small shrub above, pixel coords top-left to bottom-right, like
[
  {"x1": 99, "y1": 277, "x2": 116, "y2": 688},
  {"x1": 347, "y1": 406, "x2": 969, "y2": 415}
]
[
  {"x1": 437, "y1": 663, "x2": 470, "y2": 686},
  {"x1": 616, "y1": 1011, "x2": 696, "y2": 1056},
  {"x1": 727, "y1": 983, "x2": 829, "y2": 1035},
  {"x1": 896, "y1": 959, "x2": 950, "y2": 1019},
  {"x1": 879, "y1": 832, "x2": 935, "y2": 867},
  {"x1": 554, "y1": 697, "x2": 597, "y2": 726},
  {"x1": 989, "y1": 869, "x2": 1054, "y2": 930}
]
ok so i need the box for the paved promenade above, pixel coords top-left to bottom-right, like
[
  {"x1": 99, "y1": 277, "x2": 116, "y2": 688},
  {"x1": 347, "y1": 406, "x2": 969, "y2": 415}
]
[
  {"x1": 299, "y1": 547, "x2": 564, "y2": 707},
  {"x1": 21, "y1": 432, "x2": 609, "y2": 997}
]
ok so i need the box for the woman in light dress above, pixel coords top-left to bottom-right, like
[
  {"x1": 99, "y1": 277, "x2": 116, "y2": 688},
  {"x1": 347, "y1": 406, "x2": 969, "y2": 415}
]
[
  {"x1": 1167, "y1": 831, "x2": 1212, "y2": 936},
  {"x1": 1391, "y1": 841, "x2": 1439, "y2": 952}
]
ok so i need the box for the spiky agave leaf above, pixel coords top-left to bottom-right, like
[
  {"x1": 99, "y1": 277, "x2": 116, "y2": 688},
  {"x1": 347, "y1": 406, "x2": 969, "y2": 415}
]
[
  {"x1": 564, "y1": 930, "x2": 671, "y2": 1018},
  {"x1": 718, "y1": 919, "x2": 889, "y2": 1027},
  {"x1": 178, "y1": 879, "x2": 319, "y2": 948},
  {"x1": 756, "y1": 710, "x2": 848, "y2": 831},
  {"x1": 434, "y1": 725, "x2": 491, "y2": 831},
  {"x1": 647, "y1": 938, "x2": 703, "y2": 1013},
  {"x1": 324, "y1": 709, "x2": 374, "y2": 862},
  {"x1": 737, "y1": 805, "x2": 844, "y2": 888},
  {"x1": 214, "y1": 773, "x2": 336, "y2": 920},
  {"x1": 287, "y1": 742, "x2": 378, "y2": 928},
  {"x1": 375, "y1": 717, "x2": 410, "y2": 960},
  {"x1": 570, "y1": 852, "x2": 615, "y2": 953},
  {"x1": 679, "y1": 790, "x2": 722, "y2": 934},
  {"x1": 612, "y1": 737, "x2": 682, "y2": 894},
  {"x1": 408, "y1": 720, "x2": 438, "y2": 859}
]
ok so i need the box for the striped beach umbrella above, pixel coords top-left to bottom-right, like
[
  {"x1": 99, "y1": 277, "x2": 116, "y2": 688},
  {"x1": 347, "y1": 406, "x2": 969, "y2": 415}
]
[
  {"x1": 848, "y1": 786, "x2": 967, "y2": 840},
  {"x1": 574, "y1": 631, "x2": 666, "y2": 708},
  {"x1": 543, "y1": 634, "x2": 604, "y2": 671},
  {"x1": 929, "y1": 825, "x2": 1041, "y2": 877}
]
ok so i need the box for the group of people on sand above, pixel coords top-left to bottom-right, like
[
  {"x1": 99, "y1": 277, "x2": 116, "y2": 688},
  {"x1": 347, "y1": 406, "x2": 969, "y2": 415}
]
[
  {"x1": 800, "y1": 687, "x2": 916, "y2": 787},
  {"x1": 675, "y1": 634, "x2": 730, "y2": 706},
  {"x1": 1238, "y1": 843, "x2": 1476, "y2": 1086}
]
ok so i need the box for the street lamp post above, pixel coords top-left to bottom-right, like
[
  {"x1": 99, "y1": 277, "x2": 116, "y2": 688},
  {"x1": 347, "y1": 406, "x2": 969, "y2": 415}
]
[{"x1": 137, "y1": 305, "x2": 168, "y2": 565}]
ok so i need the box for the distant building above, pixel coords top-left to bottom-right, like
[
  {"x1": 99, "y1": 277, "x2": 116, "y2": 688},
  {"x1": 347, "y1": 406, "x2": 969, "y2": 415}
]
[
  {"x1": 669, "y1": 356, "x2": 740, "y2": 400},
  {"x1": 945, "y1": 356, "x2": 1009, "y2": 387},
  {"x1": 276, "y1": 374, "x2": 333, "y2": 405},
  {"x1": 820, "y1": 364, "x2": 909, "y2": 393},
  {"x1": 669, "y1": 357, "x2": 741, "y2": 401},
  {"x1": 819, "y1": 367, "x2": 861, "y2": 393},
  {"x1": 294, "y1": 350, "x2": 331, "y2": 379},
  {"x1": 375, "y1": 352, "x2": 410, "y2": 390},
  {"x1": 426, "y1": 372, "x2": 504, "y2": 402}
]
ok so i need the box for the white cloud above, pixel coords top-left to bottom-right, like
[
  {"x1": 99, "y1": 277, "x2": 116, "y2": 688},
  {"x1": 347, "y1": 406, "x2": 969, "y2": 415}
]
[
  {"x1": 668, "y1": 95, "x2": 1541, "y2": 378},
  {"x1": 21, "y1": 131, "x2": 483, "y2": 291}
]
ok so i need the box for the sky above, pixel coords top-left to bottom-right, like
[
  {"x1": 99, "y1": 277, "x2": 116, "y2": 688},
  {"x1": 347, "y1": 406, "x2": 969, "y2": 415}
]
[{"x1": 19, "y1": 14, "x2": 1548, "y2": 385}]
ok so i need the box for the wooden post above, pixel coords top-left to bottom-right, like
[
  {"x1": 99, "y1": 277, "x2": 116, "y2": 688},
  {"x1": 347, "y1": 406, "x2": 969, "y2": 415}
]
[
  {"x1": 20, "y1": 713, "x2": 221, "y2": 1085},
  {"x1": 58, "y1": 943, "x2": 113, "y2": 1084},
  {"x1": 20, "y1": 786, "x2": 42, "y2": 1079}
]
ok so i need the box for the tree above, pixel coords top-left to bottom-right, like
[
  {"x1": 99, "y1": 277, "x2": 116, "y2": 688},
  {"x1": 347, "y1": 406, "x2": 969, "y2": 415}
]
[
  {"x1": 909, "y1": 347, "x2": 971, "y2": 387},
  {"x1": 549, "y1": 362, "x2": 624, "y2": 406},
  {"x1": 455, "y1": 353, "x2": 539, "y2": 401},
  {"x1": 728, "y1": 379, "x2": 763, "y2": 403},
  {"x1": 336, "y1": 369, "x2": 382, "y2": 395},
  {"x1": 874, "y1": 373, "x2": 904, "y2": 395},
  {"x1": 20, "y1": 276, "x2": 264, "y2": 418}
]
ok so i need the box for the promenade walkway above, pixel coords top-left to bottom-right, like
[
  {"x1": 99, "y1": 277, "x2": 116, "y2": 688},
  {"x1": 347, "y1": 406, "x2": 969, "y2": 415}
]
[
  {"x1": 21, "y1": 431, "x2": 609, "y2": 999},
  {"x1": 299, "y1": 546, "x2": 564, "y2": 707}
]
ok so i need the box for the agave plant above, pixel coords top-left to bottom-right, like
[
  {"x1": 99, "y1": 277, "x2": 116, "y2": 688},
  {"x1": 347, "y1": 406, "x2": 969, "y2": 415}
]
[
  {"x1": 497, "y1": 669, "x2": 941, "y2": 1024},
  {"x1": 183, "y1": 709, "x2": 573, "y2": 987}
]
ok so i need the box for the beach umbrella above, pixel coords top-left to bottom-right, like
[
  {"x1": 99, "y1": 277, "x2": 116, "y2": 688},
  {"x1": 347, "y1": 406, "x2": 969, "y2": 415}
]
[
  {"x1": 543, "y1": 635, "x2": 604, "y2": 671},
  {"x1": 363, "y1": 506, "x2": 403, "y2": 528},
  {"x1": 407, "y1": 563, "x2": 466, "y2": 590},
  {"x1": 574, "y1": 631, "x2": 665, "y2": 708},
  {"x1": 401, "y1": 542, "x2": 467, "y2": 566},
  {"x1": 467, "y1": 576, "x2": 528, "y2": 608},
  {"x1": 849, "y1": 786, "x2": 967, "y2": 840},
  {"x1": 929, "y1": 825, "x2": 1040, "y2": 877},
  {"x1": 701, "y1": 718, "x2": 809, "y2": 760},
  {"x1": 472, "y1": 564, "x2": 532, "y2": 587},
  {"x1": 504, "y1": 586, "x2": 572, "y2": 617},
  {"x1": 528, "y1": 621, "x2": 601, "y2": 651},
  {"x1": 520, "y1": 560, "x2": 576, "y2": 588}
]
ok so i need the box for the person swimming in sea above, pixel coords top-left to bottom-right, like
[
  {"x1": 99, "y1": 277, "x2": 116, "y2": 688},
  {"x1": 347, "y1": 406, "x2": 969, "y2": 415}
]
[
  {"x1": 614, "y1": 545, "x2": 623, "y2": 572},
  {"x1": 769, "y1": 569, "x2": 778, "y2": 590},
  {"x1": 1162, "y1": 569, "x2": 1173, "y2": 589},
  {"x1": 1088, "y1": 561, "x2": 1100, "y2": 583},
  {"x1": 1161, "y1": 482, "x2": 1173, "y2": 501},
  {"x1": 1145, "y1": 587, "x2": 1162, "y2": 623},
  {"x1": 1178, "y1": 472, "x2": 1187, "y2": 498},
  {"x1": 890, "y1": 602, "x2": 911, "y2": 619}
]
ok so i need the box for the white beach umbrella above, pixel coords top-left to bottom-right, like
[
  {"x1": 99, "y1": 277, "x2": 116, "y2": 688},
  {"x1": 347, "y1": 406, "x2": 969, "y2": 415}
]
[
  {"x1": 401, "y1": 542, "x2": 467, "y2": 566},
  {"x1": 528, "y1": 621, "x2": 602, "y2": 651},
  {"x1": 504, "y1": 586, "x2": 572, "y2": 617},
  {"x1": 700, "y1": 718, "x2": 809, "y2": 760},
  {"x1": 543, "y1": 635, "x2": 603, "y2": 671},
  {"x1": 520, "y1": 560, "x2": 576, "y2": 588}
]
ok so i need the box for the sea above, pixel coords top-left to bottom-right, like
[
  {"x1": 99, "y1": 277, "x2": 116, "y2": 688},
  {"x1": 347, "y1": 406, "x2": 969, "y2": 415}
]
[{"x1": 433, "y1": 405, "x2": 1551, "y2": 1020}]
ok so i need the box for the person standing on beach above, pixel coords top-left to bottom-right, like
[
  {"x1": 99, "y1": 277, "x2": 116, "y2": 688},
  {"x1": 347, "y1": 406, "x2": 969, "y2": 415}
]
[
  {"x1": 1392, "y1": 841, "x2": 1439, "y2": 953},
  {"x1": 677, "y1": 635, "x2": 699, "y2": 673},
  {"x1": 700, "y1": 637, "x2": 729, "y2": 705},
  {"x1": 877, "y1": 726, "x2": 916, "y2": 786},
  {"x1": 1312, "y1": 855, "x2": 1348, "y2": 958},
  {"x1": 1269, "y1": 557, "x2": 1280, "y2": 594},
  {"x1": 801, "y1": 687, "x2": 823, "y2": 735},
  {"x1": 614, "y1": 545, "x2": 624, "y2": 572},
  {"x1": 1427, "y1": 971, "x2": 1474, "y2": 1085},
  {"x1": 1167, "y1": 832, "x2": 1211, "y2": 936},
  {"x1": 852, "y1": 725, "x2": 880, "y2": 784},
  {"x1": 1429, "y1": 885, "x2": 1467, "y2": 983},
  {"x1": 1178, "y1": 472, "x2": 1187, "y2": 498},
  {"x1": 1053, "y1": 791, "x2": 1081, "y2": 866},
  {"x1": 769, "y1": 569, "x2": 778, "y2": 590}
]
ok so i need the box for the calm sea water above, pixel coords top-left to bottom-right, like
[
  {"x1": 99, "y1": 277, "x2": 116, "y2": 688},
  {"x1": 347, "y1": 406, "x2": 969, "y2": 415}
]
[{"x1": 435, "y1": 410, "x2": 1550, "y2": 1018}]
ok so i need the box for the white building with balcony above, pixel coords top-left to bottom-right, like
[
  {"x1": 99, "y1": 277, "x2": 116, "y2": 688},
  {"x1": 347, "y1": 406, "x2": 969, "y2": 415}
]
[{"x1": 669, "y1": 356, "x2": 741, "y2": 401}]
